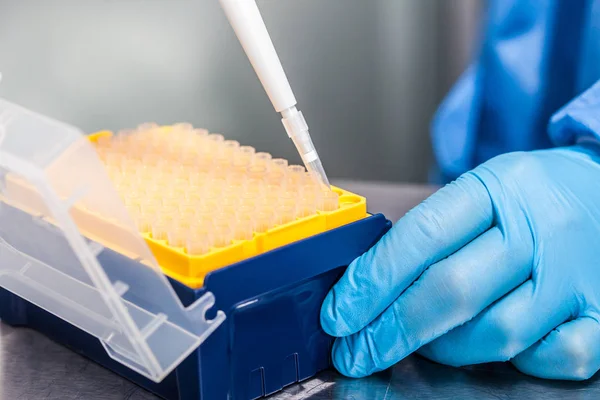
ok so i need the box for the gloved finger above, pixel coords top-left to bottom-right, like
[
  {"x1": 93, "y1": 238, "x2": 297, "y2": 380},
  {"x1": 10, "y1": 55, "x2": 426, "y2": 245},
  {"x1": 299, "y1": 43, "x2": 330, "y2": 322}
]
[
  {"x1": 321, "y1": 172, "x2": 493, "y2": 337},
  {"x1": 331, "y1": 225, "x2": 529, "y2": 378},
  {"x1": 418, "y1": 279, "x2": 573, "y2": 366},
  {"x1": 512, "y1": 317, "x2": 600, "y2": 381}
]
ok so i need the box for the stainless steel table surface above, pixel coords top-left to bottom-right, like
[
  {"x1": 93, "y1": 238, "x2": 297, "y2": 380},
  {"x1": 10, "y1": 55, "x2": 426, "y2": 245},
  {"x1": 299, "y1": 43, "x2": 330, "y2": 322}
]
[{"x1": 1, "y1": 182, "x2": 598, "y2": 399}]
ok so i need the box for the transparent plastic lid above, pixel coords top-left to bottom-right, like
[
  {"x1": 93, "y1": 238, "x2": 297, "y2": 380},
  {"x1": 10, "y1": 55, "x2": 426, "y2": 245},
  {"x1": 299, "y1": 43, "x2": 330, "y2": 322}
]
[{"x1": 0, "y1": 98, "x2": 225, "y2": 382}]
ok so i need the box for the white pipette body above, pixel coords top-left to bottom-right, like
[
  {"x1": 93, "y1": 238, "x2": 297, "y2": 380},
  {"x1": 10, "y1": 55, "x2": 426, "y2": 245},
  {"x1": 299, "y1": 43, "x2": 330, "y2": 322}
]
[{"x1": 219, "y1": 0, "x2": 330, "y2": 188}]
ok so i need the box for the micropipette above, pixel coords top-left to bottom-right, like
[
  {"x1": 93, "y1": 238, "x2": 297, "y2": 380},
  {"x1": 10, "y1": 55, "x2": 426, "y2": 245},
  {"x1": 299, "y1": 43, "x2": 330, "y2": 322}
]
[{"x1": 219, "y1": 0, "x2": 331, "y2": 188}]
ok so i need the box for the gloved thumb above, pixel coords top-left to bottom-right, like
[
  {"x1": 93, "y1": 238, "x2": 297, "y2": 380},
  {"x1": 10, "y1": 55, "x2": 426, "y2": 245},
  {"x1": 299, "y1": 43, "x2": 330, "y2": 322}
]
[{"x1": 321, "y1": 172, "x2": 493, "y2": 337}]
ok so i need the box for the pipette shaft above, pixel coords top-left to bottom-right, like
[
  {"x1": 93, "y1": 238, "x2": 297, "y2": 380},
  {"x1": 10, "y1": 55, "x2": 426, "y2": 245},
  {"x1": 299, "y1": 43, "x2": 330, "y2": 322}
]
[{"x1": 219, "y1": 0, "x2": 330, "y2": 188}]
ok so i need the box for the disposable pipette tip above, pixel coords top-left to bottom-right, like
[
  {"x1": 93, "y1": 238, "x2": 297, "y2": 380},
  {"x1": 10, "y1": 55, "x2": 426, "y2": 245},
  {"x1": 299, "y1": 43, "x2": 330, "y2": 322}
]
[
  {"x1": 280, "y1": 107, "x2": 330, "y2": 189},
  {"x1": 306, "y1": 157, "x2": 330, "y2": 189},
  {"x1": 98, "y1": 122, "x2": 341, "y2": 260}
]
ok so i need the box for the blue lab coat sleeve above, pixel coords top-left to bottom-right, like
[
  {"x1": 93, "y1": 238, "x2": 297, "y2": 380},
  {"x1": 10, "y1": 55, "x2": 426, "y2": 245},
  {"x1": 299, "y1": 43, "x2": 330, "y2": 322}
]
[
  {"x1": 431, "y1": 0, "x2": 595, "y2": 183},
  {"x1": 549, "y1": 80, "x2": 600, "y2": 147}
]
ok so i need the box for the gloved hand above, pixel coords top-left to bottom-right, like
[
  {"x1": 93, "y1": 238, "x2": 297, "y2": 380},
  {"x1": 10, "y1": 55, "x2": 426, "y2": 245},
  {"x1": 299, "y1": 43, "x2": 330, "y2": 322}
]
[{"x1": 320, "y1": 143, "x2": 600, "y2": 381}]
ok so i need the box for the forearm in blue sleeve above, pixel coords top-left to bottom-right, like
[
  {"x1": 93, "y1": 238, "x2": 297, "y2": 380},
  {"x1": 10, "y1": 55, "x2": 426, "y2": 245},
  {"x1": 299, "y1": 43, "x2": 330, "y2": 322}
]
[{"x1": 549, "y1": 80, "x2": 600, "y2": 146}]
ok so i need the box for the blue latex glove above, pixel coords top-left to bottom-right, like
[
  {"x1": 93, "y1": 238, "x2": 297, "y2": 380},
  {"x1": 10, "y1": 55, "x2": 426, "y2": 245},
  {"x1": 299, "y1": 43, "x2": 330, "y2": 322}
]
[{"x1": 320, "y1": 143, "x2": 600, "y2": 380}]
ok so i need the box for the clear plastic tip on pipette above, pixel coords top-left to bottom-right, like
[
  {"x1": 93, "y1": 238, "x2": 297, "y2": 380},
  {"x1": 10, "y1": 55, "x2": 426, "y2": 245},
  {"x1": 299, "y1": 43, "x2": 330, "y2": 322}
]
[
  {"x1": 306, "y1": 157, "x2": 330, "y2": 189},
  {"x1": 281, "y1": 106, "x2": 331, "y2": 189}
]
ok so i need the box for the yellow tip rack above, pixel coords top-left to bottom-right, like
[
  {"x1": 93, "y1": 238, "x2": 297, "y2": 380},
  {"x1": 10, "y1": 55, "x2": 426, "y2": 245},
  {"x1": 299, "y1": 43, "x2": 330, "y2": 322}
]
[{"x1": 90, "y1": 125, "x2": 367, "y2": 288}]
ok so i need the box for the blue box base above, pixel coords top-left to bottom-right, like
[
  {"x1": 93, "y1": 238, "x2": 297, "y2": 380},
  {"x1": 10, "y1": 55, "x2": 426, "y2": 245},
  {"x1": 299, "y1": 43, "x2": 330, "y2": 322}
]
[{"x1": 0, "y1": 213, "x2": 391, "y2": 399}]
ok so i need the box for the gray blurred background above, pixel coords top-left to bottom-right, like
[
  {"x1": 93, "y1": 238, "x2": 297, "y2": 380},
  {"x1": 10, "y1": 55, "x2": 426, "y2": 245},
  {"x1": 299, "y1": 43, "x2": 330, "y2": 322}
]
[{"x1": 0, "y1": 0, "x2": 480, "y2": 183}]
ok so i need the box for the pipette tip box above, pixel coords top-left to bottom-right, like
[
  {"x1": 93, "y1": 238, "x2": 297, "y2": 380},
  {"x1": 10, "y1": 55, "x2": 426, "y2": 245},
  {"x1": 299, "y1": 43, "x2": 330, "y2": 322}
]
[{"x1": 0, "y1": 102, "x2": 391, "y2": 399}]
